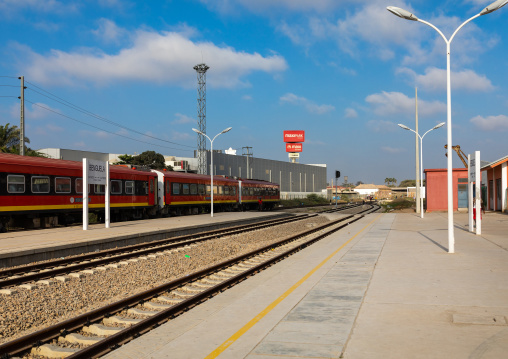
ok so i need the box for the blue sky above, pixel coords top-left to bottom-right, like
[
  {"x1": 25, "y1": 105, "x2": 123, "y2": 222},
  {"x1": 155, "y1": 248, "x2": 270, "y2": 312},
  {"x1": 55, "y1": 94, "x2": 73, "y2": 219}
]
[{"x1": 1, "y1": 0, "x2": 507, "y2": 186}]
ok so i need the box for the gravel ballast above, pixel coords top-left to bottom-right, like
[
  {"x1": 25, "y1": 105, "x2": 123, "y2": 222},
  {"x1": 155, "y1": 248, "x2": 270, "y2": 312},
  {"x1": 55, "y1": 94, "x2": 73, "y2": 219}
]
[{"x1": 0, "y1": 216, "x2": 330, "y2": 344}]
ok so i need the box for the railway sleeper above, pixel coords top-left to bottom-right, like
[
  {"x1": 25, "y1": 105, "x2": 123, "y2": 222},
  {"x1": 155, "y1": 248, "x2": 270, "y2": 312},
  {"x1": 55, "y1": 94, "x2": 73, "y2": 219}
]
[
  {"x1": 157, "y1": 295, "x2": 183, "y2": 304},
  {"x1": 144, "y1": 301, "x2": 173, "y2": 310},
  {"x1": 59, "y1": 333, "x2": 105, "y2": 346},
  {"x1": 127, "y1": 308, "x2": 159, "y2": 317},
  {"x1": 31, "y1": 344, "x2": 78, "y2": 358},
  {"x1": 83, "y1": 324, "x2": 124, "y2": 337},
  {"x1": 103, "y1": 315, "x2": 142, "y2": 327}
]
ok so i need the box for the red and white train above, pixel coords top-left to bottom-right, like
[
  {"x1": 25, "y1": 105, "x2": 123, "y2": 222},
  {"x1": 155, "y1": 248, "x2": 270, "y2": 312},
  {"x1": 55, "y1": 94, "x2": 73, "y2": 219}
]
[{"x1": 0, "y1": 153, "x2": 280, "y2": 230}]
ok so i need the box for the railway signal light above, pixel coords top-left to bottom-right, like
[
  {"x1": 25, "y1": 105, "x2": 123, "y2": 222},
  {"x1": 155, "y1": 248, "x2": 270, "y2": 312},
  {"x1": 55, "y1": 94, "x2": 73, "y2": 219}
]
[{"x1": 335, "y1": 170, "x2": 340, "y2": 179}]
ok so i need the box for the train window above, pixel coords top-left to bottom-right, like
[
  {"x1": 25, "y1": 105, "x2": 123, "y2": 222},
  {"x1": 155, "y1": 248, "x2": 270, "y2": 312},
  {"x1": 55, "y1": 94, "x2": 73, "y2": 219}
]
[
  {"x1": 150, "y1": 178, "x2": 154, "y2": 193},
  {"x1": 144, "y1": 182, "x2": 148, "y2": 195},
  {"x1": 213, "y1": 185, "x2": 218, "y2": 195},
  {"x1": 172, "y1": 183, "x2": 180, "y2": 195},
  {"x1": 76, "y1": 178, "x2": 83, "y2": 193},
  {"x1": 206, "y1": 185, "x2": 211, "y2": 195},
  {"x1": 198, "y1": 184, "x2": 205, "y2": 195},
  {"x1": 94, "y1": 184, "x2": 105, "y2": 194},
  {"x1": 166, "y1": 181, "x2": 170, "y2": 194},
  {"x1": 224, "y1": 186, "x2": 229, "y2": 195},
  {"x1": 190, "y1": 183, "x2": 198, "y2": 195},
  {"x1": 231, "y1": 187, "x2": 236, "y2": 195},
  {"x1": 249, "y1": 188, "x2": 254, "y2": 196},
  {"x1": 182, "y1": 184, "x2": 189, "y2": 195},
  {"x1": 125, "y1": 181, "x2": 134, "y2": 195},
  {"x1": 218, "y1": 186, "x2": 224, "y2": 195},
  {"x1": 7, "y1": 175, "x2": 25, "y2": 193},
  {"x1": 55, "y1": 177, "x2": 71, "y2": 193},
  {"x1": 32, "y1": 176, "x2": 50, "y2": 193},
  {"x1": 110, "y1": 180, "x2": 122, "y2": 194}
]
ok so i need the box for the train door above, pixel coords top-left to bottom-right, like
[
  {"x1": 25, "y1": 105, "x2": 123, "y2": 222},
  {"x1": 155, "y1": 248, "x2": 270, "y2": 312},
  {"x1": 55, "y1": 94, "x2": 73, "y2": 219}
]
[
  {"x1": 238, "y1": 181, "x2": 243, "y2": 204},
  {"x1": 148, "y1": 176, "x2": 156, "y2": 205},
  {"x1": 151, "y1": 170, "x2": 165, "y2": 209}
]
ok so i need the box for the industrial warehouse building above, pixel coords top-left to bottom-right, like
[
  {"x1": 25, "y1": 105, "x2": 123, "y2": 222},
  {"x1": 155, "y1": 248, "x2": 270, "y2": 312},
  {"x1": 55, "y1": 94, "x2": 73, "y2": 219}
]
[{"x1": 37, "y1": 148, "x2": 327, "y2": 199}]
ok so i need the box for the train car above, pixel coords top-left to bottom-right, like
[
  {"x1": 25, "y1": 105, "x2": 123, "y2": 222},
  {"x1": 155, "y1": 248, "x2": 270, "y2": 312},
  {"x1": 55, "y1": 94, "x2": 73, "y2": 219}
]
[
  {"x1": 0, "y1": 153, "x2": 158, "y2": 230},
  {"x1": 154, "y1": 171, "x2": 239, "y2": 215},
  {"x1": 239, "y1": 178, "x2": 280, "y2": 210}
]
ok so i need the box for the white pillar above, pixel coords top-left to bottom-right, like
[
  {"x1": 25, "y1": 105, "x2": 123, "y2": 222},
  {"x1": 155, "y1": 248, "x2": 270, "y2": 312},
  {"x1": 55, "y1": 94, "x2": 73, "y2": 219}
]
[
  {"x1": 83, "y1": 158, "x2": 88, "y2": 230},
  {"x1": 502, "y1": 162, "x2": 507, "y2": 213}
]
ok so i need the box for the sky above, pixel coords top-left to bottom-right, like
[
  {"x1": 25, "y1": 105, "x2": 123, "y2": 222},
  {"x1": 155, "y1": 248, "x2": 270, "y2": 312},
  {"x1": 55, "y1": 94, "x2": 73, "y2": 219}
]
[{"x1": 0, "y1": 0, "x2": 507, "y2": 186}]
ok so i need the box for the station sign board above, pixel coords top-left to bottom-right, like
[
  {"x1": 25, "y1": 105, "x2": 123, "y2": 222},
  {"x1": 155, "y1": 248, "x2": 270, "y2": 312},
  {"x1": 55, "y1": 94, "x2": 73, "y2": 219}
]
[
  {"x1": 286, "y1": 143, "x2": 303, "y2": 152},
  {"x1": 283, "y1": 130, "x2": 305, "y2": 143},
  {"x1": 87, "y1": 159, "x2": 107, "y2": 185},
  {"x1": 288, "y1": 153, "x2": 300, "y2": 158}
]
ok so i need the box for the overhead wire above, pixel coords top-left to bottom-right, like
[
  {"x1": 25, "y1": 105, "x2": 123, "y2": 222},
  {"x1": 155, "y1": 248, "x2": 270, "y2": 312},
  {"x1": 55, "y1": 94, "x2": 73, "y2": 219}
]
[
  {"x1": 24, "y1": 81, "x2": 195, "y2": 149},
  {"x1": 24, "y1": 100, "x2": 194, "y2": 153}
]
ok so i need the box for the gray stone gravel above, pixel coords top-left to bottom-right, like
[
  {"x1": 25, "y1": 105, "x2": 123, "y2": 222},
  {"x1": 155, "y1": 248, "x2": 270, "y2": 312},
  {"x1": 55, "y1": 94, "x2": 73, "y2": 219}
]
[{"x1": 0, "y1": 216, "x2": 330, "y2": 345}]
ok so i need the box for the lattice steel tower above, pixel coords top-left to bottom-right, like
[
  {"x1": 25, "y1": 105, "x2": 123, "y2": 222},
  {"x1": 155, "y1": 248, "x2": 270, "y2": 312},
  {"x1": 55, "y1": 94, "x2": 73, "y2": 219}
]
[{"x1": 194, "y1": 63, "x2": 210, "y2": 175}]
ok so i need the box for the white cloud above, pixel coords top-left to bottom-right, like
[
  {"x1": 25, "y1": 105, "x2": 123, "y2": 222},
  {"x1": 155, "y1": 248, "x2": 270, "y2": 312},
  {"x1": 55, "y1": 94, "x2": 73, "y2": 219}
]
[
  {"x1": 172, "y1": 131, "x2": 192, "y2": 141},
  {"x1": 92, "y1": 19, "x2": 128, "y2": 44},
  {"x1": 16, "y1": 29, "x2": 288, "y2": 88},
  {"x1": 344, "y1": 108, "x2": 358, "y2": 118},
  {"x1": 381, "y1": 146, "x2": 405, "y2": 154},
  {"x1": 0, "y1": 0, "x2": 79, "y2": 15},
  {"x1": 397, "y1": 67, "x2": 494, "y2": 92},
  {"x1": 280, "y1": 93, "x2": 334, "y2": 114},
  {"x1": 200, "y1": 0, "x2": 346, "y2": 14},
  {"x1": 10, "y1": 102, "x2": 56, "y2": 120},
  {"x1": 172, "y1": 113, "x2": 195, "y2": 125},
  {"x1": 470, "y1": 115, "x2": 508, "y2": 131},
  {"x1": 365, "y1": 91, "x2": 446, "y2": 117},
  {"x1": 242, "y1": 95, "x2": 252, "y2": 100}
]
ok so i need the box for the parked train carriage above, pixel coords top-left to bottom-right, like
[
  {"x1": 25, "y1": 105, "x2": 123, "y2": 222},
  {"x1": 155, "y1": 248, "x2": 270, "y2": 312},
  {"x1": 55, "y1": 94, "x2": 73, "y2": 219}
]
[
  {"x1": 0, "y1": 153, "x2": 157, "y2": 229},
  {"x1": 239, "y1": 179, "x2": 280, "y2": 210},
  {"x1": 156, "y1": 171, "x2": 239, "y2": 215}
]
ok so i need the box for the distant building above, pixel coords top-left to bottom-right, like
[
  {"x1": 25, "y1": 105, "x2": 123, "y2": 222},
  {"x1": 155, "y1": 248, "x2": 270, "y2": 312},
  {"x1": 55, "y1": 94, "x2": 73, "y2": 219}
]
[
  {"x1": 37, "y1": 147, "x2": 327, "y2": 197},
  {"x1": 481, "y1": 155, "x2": 508, "y2": 213},
  {"x1": 353, "y1": 184, "x2": 392, "y2": 199}
]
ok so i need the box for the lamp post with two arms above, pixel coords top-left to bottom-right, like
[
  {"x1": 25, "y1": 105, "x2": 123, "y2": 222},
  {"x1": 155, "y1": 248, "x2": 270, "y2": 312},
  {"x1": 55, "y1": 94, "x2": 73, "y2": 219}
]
[
  {"x1": 387, "y1": 0, "x2": 508, "y2": 253},
  {"x1": 398, "y1": 122, "x2": 445, "y2": 218},
  {"x1": 192, "y1": 127, "x2": 232, "y2": 218}
]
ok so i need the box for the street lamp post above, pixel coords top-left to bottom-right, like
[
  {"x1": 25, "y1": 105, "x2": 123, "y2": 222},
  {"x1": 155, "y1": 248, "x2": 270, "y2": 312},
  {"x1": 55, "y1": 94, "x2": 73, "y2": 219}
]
[
  {"x1": 192, "y1": 127, "x2": 232, "y2": 218},
  {"x1": 398, "y1": 122, "x2": 445, "y2": 218},
  {"x1": 387, "y1": 0, "x2": 507, "y2": 253}
]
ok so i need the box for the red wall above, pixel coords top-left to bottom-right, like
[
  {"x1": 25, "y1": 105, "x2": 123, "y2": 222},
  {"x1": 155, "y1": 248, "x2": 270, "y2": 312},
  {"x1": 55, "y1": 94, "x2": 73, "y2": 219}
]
[{"x1": 425, "y1": 168, "x2": 468, "y2": 212}]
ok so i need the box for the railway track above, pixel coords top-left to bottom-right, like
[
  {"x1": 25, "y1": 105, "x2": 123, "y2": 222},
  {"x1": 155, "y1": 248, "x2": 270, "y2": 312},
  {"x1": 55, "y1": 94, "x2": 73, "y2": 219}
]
[
  {"x1": 0, "y1": 214, "x2": 314, "y2": 290},
  {"x1": 0, "y1": 213, "x2": 364, "y2": 359}
]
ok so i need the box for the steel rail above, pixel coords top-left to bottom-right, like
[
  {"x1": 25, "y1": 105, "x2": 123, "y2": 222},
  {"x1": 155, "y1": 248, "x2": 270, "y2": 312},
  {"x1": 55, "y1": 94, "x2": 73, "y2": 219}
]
[
  {"x1": 0, "y1": 214, "x2": 313, "y2": 288},
  {"x1": 0, "y1": 214, "x2": 355, "y2": 357}
]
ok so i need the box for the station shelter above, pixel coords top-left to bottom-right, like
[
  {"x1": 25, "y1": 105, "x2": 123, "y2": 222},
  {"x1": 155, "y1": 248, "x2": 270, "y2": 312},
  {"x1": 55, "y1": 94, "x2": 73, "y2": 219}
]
[
  {"x1": 481, "y1": 155, "x2": 508, "y2": 213},
  {"x1": 424, "y1": 168, "x2": 468, "y2": 212}
]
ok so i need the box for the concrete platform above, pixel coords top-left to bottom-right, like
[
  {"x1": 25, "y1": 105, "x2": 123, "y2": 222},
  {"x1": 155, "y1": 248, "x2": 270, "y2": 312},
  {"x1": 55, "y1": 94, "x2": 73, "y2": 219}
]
[
  {"x1": 0, "y1": 211, "x2": 289, "y2": 267},
  {"x1": 101, "y1": 211, "x2": 508, "y2": 359}
]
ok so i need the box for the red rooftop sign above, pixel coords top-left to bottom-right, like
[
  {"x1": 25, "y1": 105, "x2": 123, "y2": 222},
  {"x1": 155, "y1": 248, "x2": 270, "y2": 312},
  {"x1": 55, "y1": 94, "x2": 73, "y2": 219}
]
[
  {"x1": 283, "y1": 130, "x2": 305, "y2": 143},
  {"x1": 286, "y1": 143, "x2": 303, "y2": 152}
]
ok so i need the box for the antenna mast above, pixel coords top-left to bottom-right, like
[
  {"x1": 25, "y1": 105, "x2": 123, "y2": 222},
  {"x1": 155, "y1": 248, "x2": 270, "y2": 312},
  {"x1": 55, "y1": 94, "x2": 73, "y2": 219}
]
[{"x1": 194, "y1": 63, "x2": 209, "y2": 175}]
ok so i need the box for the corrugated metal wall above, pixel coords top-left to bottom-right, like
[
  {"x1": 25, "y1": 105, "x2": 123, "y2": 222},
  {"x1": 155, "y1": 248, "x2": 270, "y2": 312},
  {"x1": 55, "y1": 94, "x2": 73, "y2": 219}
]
[{"x1": 206, "y1": 152, "x2": 327, "y2": 193}]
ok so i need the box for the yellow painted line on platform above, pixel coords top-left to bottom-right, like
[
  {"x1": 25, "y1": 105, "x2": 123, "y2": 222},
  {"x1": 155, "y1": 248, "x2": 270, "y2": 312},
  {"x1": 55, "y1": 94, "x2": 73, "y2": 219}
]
[{"x1": 204, "y1": 213, "x2": 382, "y2": 359}]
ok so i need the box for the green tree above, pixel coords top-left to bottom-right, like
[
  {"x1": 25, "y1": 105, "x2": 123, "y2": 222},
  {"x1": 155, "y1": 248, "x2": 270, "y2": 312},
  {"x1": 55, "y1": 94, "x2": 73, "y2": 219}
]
[
  {"x1": 384, "y1": 177, "x2": 397, "y2": 187},
  {"x1": 0, "y1": 123, "x2": 45, "y2": 156},
  {"x1": 399, "y1": 179, "x2": 416, "y2": 187},
  {"x1": 115, "y1": 154, "x2": 135, "y2": 165},
  {"x1": 132, "y1": 151, "x2": 169, "y2": 170},
  {"x1": 355, "y1": 181, "x2": 364, "y2": 186}
]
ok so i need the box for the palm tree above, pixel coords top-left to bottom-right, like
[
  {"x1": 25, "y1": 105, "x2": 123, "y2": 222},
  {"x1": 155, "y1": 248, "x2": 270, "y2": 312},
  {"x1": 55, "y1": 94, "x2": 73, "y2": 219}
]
[
  {"x1": 0, "y1": 123, "x2": 25, "y2": 153},
  {"x1": 0, "y1": 122, "x2": 44, "y2": 156}
]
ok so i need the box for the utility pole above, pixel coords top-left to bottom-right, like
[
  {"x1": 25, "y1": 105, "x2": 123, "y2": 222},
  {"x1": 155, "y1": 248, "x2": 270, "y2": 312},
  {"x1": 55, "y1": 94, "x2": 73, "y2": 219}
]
[
  {"x1": 242, "y1": 146, "x2": 253, "y2": 179},
  {"x1": 19, "y1": 76, "x2": 25, "y2": 156}
]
